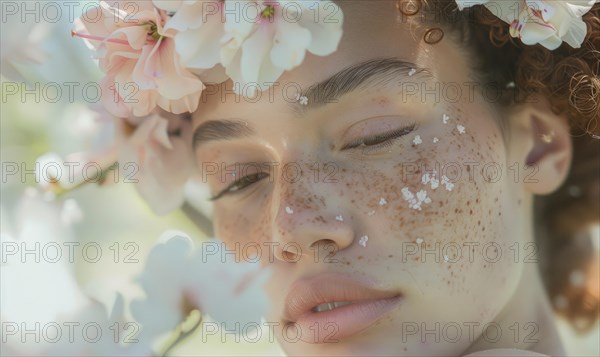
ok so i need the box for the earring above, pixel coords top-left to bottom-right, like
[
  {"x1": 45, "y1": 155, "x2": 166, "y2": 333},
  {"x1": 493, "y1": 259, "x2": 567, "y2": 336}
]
[{"x1": 541, "y1": 130, "x2": 555, "y2": 144}]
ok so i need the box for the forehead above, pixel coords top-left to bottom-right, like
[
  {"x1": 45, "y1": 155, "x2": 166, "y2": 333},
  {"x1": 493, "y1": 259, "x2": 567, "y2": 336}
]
[{"x1": 192, "y1": 0, "x2": 468, "y2": 126}]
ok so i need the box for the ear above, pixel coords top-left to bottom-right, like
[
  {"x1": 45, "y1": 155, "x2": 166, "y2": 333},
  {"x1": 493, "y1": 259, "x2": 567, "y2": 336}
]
[{"x1": 506, "y1": 94, "x2": 573, "y2": 195}]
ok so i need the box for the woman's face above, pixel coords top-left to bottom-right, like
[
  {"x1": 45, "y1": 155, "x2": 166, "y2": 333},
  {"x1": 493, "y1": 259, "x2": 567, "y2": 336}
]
[{"x1": 192, "y1": 1, "x2": 529, "y2": 355}]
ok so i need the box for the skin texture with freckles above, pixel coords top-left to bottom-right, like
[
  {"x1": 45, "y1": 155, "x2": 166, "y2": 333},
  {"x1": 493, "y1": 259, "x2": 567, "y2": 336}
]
[{"x1": 191, "y1": 1, "x2": 568, "y2": 356}]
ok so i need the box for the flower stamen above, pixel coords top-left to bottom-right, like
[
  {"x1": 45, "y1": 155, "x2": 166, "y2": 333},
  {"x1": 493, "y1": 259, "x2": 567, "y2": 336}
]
[
  {"x1": 147, "y1": 21, "x2": 162, "y2": 41},
  {"x1": 261, "y1": 5, "x2": 276, "y2": 19}
]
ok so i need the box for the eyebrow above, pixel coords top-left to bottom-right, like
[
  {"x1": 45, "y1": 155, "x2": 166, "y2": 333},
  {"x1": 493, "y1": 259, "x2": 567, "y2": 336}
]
[
  {"x1": 193, "y1": 57, "x2": 432, "y2": 150},
  {"x1": 293, "y1": 57, "x2": 432, "y2": 113},
  {"x1": 193, "y1": 120, "x2": 254, "y2": 150}
]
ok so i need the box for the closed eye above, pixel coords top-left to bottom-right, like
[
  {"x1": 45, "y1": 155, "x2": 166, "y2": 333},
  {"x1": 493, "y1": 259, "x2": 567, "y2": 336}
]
[
  {"x1": 341, "y1": 123, "x2": 417, "y2": 151},
  {"x1": 209, "y1": 172, "x2": 269, "y2": 201}
]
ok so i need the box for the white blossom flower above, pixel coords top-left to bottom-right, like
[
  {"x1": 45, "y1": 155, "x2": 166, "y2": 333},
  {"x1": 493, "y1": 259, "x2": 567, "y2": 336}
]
[
  {"x1": 153, "y1": 0, "x2": 226, "y2": 72},
  {"x1": 220, "y1": 0, "x2": 344, "y2": 95},
  {"x1": 1, "y1": 190, "x2": 148, "y2": 356},
  {"x1": 455, "y1": 1, "x2": 596, "y2": 50},
  {"x1": 131, "y1": 232, "x2": 271, "y2": 342}
]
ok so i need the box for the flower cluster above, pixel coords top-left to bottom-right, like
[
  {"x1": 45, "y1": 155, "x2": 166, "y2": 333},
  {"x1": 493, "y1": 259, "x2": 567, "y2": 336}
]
[
  {"x1": 73, "y1": 0, "x2": 344, "y2": 118},
  {"x1": 456, "y1": 0, "x2": 597, "y2": 50},
  {"x1": 66, "y1": 0, "x2": 595, "y2": 215},
  {"x1": 2, "y1": 189, "x2": 270, "y2": 355}
]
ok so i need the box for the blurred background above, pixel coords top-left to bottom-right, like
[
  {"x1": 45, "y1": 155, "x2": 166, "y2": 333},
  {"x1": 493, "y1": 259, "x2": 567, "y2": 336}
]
[
  {"x1": 1, "y1": 1, "x2": 282, "y2": 355},
  {"x1": 0, "y1": 1, "x2": 598, "y2": 356}
]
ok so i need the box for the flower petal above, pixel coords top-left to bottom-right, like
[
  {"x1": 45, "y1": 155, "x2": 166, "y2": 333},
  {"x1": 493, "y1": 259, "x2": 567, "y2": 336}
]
[
  {"x1": 270, "y1": 19, "x2": 311, "y2": 70},
  {"x1": 297, "y1": 0, "x2": 344, "y2": 56},
  {"x1": 560, "y1": 17, "x2": 588, "y2": 48},
  {"x1": 151, "y1": 39, "x2": 205, "y2": 100},
  {"x1": 174, "y1": 13, "x2": 223, "y2": 68}
]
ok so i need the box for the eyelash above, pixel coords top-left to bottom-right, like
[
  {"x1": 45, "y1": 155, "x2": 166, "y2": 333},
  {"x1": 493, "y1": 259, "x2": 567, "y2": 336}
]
[
  {"x1": 341, "y1": 122, "x2": 417, "y2": 151},
  {"x1": 209, "y1": 171, "x2": 269, "y2": 201},
  {"x1": 208, "y1": 122, "x2": 418, "y2": 201}
]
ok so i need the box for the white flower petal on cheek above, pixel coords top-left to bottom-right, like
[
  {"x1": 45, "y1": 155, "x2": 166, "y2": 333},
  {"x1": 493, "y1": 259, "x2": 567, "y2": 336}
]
[
  {"x1": 401, "y1": 187, "x2": 431, "y2": 211},
  {"x1": 412, "y1": 135, "x2": 422, "y2": 145},
  {"x1": 433, "y1": 137, "x2": 440, "y2": 143},
  {"x1": 335, "y1": 215, "x2": 344, "y2": 221},
  {"x1": 456, "y1": 124, "x2": 466, "y2": 134},
  {"x1": 416, "y1": 237, "x2": 424, "y2": 244},
  {"x1": 296, "y1": 94, "x2": 308, "y2": 105},
  {"x1": 422, "y1": 172, "x2": 440, "y2": 190},
  {"x1": 416, "y1": 189, "x2": 432, "y2": 204},
  {"x1": 379, "y1": 197, "x2": 387, "y2": 206},
  {"x1": 285, "y1": 206, "x2": 294, "y2": 214},
  {"x1": 359, "y1": 235, "x2": 369, "y2": 247},
  {"x1": 441, "y1": 175, "x2": 455, "y2": 192}
]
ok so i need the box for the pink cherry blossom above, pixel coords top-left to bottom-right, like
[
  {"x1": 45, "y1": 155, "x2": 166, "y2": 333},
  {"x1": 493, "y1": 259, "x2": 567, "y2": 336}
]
[
  {"x1": 118, "y1": 113, "x2": 195, "y2": 214},
  {"x1": 73, "y1": 1, "x2": 205, "y2": 117},
  {"x1": 36, "y1": 106, "x2": 194, "y2": 215}
]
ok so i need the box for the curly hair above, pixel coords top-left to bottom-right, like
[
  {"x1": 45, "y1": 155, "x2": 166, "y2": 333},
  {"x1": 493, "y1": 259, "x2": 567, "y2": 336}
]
[{"x1": 403, "y1": 0, "x2": 600, "y2": 333}]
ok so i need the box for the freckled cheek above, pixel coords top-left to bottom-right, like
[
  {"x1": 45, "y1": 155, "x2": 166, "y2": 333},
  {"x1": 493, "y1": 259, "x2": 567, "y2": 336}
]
[{"x1": 214, "y1": 206, "x2": 271, "y2": 247}]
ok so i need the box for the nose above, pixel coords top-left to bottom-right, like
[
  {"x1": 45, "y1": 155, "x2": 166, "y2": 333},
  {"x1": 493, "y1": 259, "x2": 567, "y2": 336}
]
[{"x1": 270, "y1": 163, "x2": 355, "y2": 263}]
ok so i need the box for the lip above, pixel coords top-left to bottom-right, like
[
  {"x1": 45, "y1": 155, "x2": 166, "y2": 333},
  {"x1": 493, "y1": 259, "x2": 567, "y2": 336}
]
[{"x1": 283, "y1": 273, "x2": 403, "y2": 343}]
